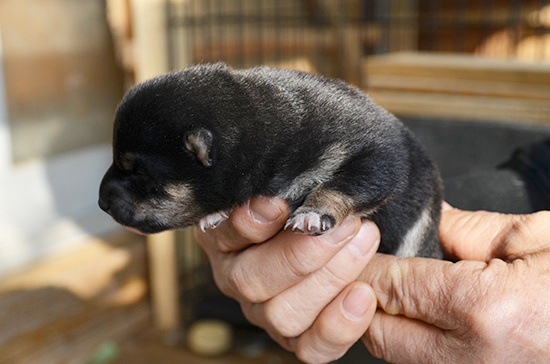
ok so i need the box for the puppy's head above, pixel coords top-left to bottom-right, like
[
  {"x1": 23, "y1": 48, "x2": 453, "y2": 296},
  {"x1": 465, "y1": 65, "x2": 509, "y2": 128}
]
[{"x1": 98, "y1": 71, "x2": 221, "y2": 234}]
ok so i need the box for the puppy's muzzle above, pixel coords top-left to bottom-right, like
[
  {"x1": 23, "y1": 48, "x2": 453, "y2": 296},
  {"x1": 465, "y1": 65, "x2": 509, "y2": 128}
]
[
  {"x1": 98, "y1": 179, "x2": 134, "y2": 221},
  {"x1": 98, "y1": 195, "x2": 111, "y2": 214},
  {"x1": 98, "y1": 165, "x2": 135, "y2": 224}
]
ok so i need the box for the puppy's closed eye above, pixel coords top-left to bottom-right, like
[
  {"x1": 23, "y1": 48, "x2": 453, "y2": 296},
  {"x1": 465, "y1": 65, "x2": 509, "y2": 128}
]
[{"x1": 119, "y1": 152, "x2": 136, "y2": 172}]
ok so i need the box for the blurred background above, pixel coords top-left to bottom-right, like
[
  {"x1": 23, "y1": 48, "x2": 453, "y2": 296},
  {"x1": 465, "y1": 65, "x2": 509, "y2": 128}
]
[{"x1": 0, "y1": 0, "x2": 549, "y2": 363}]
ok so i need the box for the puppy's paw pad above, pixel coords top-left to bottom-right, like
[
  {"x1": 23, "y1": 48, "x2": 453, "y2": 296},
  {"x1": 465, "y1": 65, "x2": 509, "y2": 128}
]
[
  {"x1": 199, "y1": 211, "x2": 230, "y2": 232},
  {"x1": 285, "y1": 212, "x2": 335, "y2": 236}
]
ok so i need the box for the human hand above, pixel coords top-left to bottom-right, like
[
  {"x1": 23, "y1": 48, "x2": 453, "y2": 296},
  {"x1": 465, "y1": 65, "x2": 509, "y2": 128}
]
[
  {"x1": 195, "y1": 197, "x2": 381, "y2": 363},
  {"x1": 361, "y1": 204, "x2": 550, "y2": 364}
]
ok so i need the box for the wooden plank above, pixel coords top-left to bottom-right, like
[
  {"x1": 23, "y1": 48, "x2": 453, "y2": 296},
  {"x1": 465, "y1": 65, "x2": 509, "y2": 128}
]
[
  {"x1": 1, "y1": 302, "x2": 150, "y2": 364},
  {"x1": 364, "y1": 52, "x2": 550, "y2": 124},
  {"x1": 368, "y1": 90, "x2": 550, "y2": 125},
  {"x1": 0, "y1": 232, "x2": 150, "y2": 364},
  {"x1": 113, "y1": 328, "x2": 304, "y2": 364},
  {"x1": 365, "y1": 52, "x2": 550, "y2": 85},
  {"x1": 367, "y1": 74, "x2": 550, "y2": 100}
]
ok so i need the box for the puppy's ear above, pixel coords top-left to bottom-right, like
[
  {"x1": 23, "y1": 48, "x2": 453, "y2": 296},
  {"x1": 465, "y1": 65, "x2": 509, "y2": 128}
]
[{"x1": 185, "y1": 128, "x2": 213, "y2": 167}]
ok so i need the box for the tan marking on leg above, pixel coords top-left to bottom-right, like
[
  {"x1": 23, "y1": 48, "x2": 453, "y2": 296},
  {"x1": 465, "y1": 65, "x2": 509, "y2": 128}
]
[{"x1": 302, "y1": 187, "x2": 355, "y2": 225}]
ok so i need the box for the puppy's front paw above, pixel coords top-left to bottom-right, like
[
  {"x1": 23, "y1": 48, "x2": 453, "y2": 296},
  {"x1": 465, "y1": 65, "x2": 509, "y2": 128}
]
[
  {"x1": 198, "y1": 210, "x2": 230, "y2": 232},
  {"x1": 285, "y1": 212, "x2": 335, "y2": 236}
]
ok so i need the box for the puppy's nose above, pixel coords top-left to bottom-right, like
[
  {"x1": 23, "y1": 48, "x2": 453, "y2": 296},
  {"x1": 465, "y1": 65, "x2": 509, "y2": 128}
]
[{"x1": 98, "y1": 198, "x2": 110, "y2": 213}]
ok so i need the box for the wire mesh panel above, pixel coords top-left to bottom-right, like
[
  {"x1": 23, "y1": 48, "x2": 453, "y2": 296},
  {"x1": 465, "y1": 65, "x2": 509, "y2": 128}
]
[
  {"x1": 166, "y1": 0, "x2": 550, "y2": 87},
  {"x1": 166, "y1": 0, "x2": 388, "y2": 85},
  {"x1": 419, "y1": 0, "x2": 550, "y2": 59}
]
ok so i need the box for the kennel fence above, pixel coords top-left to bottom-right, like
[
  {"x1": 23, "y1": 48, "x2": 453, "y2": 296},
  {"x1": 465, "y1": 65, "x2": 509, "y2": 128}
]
[{"x1": 165, "y1": 0, "x2": 550, "y2": 87}]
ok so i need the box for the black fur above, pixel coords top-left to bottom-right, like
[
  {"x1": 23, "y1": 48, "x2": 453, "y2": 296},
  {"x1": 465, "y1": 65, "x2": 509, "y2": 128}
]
[{"x1": 99, "y1": 63, "x2": 443, "y2": 258}]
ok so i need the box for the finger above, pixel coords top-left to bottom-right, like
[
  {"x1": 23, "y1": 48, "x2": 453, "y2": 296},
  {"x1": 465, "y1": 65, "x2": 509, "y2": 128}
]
[
  {"x1": 358, "y1": 253, "x2": 486, "y2": 330},
  {"x1": 245, "y1": 221, "x2": 380, "y2": 337},
  {"x1": 231, "y1": 197, "x2": 290, "y2": 244},
  {"x1": 225, "y1": 218, "x2": 362, "y2": 303},
  {"x1": 440, "y1": 207, "x2": 550, "y2": 261},
  {"x1": 363, "y1": 310, "x2": 447, "y2": 364},
  {"x1": 197, "y1": 197, "x2": 289, "y2": 253},
  {"x1": 289, "y1": 282, "x2": 377, "y2": 364}
]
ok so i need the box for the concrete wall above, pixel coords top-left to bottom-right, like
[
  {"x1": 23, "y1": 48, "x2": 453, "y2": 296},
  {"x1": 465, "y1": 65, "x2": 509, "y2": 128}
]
[
  {"x1": 0, "y1": 1, "x2": 125, "y2": 276},
  {"x1": 0, "y1": 0, "x2": 123, "y2": 162}
]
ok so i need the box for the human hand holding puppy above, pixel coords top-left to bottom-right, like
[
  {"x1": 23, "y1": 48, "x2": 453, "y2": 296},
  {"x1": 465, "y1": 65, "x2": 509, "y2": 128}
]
[
  {"x1": 196, "y1": 199, "x2": 550, "y2": 364},
  {"x1": 195, "y1": 197, "x2": 380, "y2": 363}
]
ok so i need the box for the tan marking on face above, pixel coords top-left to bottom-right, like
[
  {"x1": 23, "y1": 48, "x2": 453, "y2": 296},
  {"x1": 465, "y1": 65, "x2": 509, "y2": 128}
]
[
  {"x1": 120, "y1": 152, "x2": 136, "y2": 171},
  {"x1": 134, "y1": 183, "x2": 201, "y2": 228},
  {"x1": 164, "y1": 183, "x2": 194, "y2": 202}
]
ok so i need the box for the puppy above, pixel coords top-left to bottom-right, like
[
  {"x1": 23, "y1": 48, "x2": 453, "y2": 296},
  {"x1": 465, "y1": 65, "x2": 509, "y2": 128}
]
[{"x1": 99, "y1": 63, "x2": 443, "y2": 259}]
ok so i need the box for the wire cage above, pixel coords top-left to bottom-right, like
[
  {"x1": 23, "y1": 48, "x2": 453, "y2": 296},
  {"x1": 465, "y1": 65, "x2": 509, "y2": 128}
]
[
  {"x1": 163, "y1": 0, "x2": 550, "y2": 339},
  {"x1": 166, "y1": 0, "x2": 550, "y2": 88}
]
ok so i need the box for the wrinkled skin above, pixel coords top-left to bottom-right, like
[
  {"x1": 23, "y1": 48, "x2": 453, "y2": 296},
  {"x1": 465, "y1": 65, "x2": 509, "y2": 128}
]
[{"x1": 196, "y1": 198, "x2": 550, "y2": 364}]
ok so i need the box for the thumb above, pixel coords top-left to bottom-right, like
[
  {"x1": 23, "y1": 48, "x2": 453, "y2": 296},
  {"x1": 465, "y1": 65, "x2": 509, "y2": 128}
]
[{"x1": 439, "y1": 203, "x2": 549, "y2": 261}]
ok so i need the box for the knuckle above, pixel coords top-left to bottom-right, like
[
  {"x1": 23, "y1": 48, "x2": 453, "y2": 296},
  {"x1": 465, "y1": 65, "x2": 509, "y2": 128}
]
[
  {"x1": 315, "y1": 312, "x2": 360, "y2": 347},
  {"x1": 466, "y1": 291, "x2": 520, "y2": 339},
  {"x1": 294, "y1": 315, "x2": 358, "y2": 364},
  {"x1": 364, "y1": 326, "x2": 386, "y2": 360},
  {"x1": 362, "y1": 314, "x2": 388, "y2": 360},
  {"x1": 381, "y1": 259, "x2": 409, "y2": 315},
  {"x1": 320, "y1": 264, "x2": 355, "y2": 290},
  {"x1": 464, "y1": 302, "x2": 500, "y2": 342},
  {"x1": 282, "y1": 239, "x2": 322, "y2": 278},
  {"x1": 239, "y1": 302, "x2": 263, "y2": 328},
  {"x1": 263, "y1": 299, "x2": 304, "y2": 338},
  {"x1": 214, "y1": 234, "x2": 236, "y2": 253},
  {"x1": 382, "y1": 258, "x2": 447, "y2": 317},
  {"x1": 455, "y1": 267, "x2": 524, "y2": 343},
  {"x1": 211, "y1": 272, "x2": 234, "y2": 299},
  {"x1": 228, "y1": 265, "x2": 266, "y2": 303},
  {"x1": 294, "y1": 340, "x2": 343, "y2": 364},
  {"x1": 294, "y1": 345, "x2": 321, "y2": 364},
  {"x1": 229, "y1": 216, "x2": 254, "y2": 241}
]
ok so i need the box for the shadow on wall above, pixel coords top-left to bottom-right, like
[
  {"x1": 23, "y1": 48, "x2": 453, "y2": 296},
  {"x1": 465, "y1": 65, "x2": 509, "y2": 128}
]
[{"x1": 0, "y1": 0, "x2": 127, "y2": 275}]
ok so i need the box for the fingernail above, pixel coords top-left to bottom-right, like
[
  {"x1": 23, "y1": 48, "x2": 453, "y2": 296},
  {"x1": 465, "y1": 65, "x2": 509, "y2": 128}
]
[
  {"x1": 342, "y1": 285, "x2": 373, "y2": 321},
  {"x1": 322, "y1": 219, "x2": 356, "y2": 245},
  {"x1": 346, "y1": 221, "x2": 379, "y2": 257},
  {"x1": 249, "y1": 198, "x2": 283, "y2": 224}
]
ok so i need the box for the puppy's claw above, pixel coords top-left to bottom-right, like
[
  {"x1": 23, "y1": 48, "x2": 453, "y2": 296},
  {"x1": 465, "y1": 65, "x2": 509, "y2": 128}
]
[
  {"x1": 198, "y1": 211, "x2": 231, "y2": 232},
  {"x1": 284, "y1": 221, "x2": 296, "y2": 232},
  {"x1": 286, "y1": 212, "x2": 334, "y2": 236}
]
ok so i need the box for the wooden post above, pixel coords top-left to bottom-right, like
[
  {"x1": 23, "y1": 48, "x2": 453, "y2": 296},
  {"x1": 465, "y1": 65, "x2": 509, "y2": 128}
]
[
  {"x1": 130, "y1": 0, "x2": 179, "y2": 332},
  {"x1": 130, "y1": 0, "x2": 170, "y2": 81},
  {"x1": 146, "y1": 231, "x2": 180, "y2": 332}
]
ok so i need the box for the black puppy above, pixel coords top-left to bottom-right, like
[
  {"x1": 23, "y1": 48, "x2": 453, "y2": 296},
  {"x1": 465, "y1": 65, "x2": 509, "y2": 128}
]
[{"x1": 99, "y1": 63, "x2": 443, "y2": 259}]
